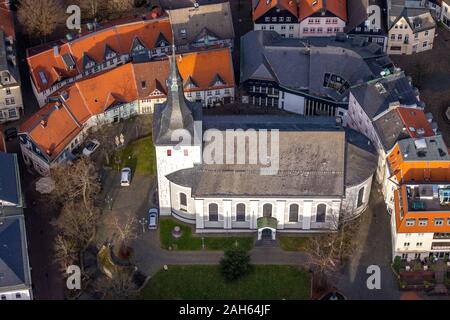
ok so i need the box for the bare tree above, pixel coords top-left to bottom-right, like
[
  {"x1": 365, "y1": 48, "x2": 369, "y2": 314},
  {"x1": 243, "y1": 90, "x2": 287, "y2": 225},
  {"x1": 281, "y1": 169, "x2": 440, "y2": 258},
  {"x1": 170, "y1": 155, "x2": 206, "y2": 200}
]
[
  {"x1": 86, "y1": 121, "x2": 125, "y2": 166},
  {"x1": 54, "y1": 200, "x2": 100, "y2": 249},
  {"x1": 17, "y1": 0, "x2": 66, "y2": 41},
  {"x1": 50, "y1": 157, "x2": 100, "y2": 210},
  {"x1": 111, "y1": 215, "x2": 138, "y2": 248},
  {"x1": 95, "y1": 271, "x2": 137, "y2": 300},
  {"x1": 54, "y1": 234, "x2": 79, "y2": 271},
  {"x1": 74, "y1": 0, "x2": 105, "y2": 20},
  {"x1": 108, "y1": 0, "x2": 135, "y2": 17},
  {"x1": 308, "y1": 214, "x2": 361, "y2": 281}
]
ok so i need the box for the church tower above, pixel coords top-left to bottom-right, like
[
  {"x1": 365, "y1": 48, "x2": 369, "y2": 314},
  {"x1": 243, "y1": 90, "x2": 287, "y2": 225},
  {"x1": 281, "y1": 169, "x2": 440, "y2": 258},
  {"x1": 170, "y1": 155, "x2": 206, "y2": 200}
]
[{"x1": 153, "y1": 47, "x2": 203, "y2": 215}]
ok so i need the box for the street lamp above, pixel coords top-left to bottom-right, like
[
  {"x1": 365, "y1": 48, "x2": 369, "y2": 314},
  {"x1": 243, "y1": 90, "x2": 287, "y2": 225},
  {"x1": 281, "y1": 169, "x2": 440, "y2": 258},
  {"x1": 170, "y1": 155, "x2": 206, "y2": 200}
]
[{"x1": 139, "y1": 217, "x2": 148, "y2": 233}]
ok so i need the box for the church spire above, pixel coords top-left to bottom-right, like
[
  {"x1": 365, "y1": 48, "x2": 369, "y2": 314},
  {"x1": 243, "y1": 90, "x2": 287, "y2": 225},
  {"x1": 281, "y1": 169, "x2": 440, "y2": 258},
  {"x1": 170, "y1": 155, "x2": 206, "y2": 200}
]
[{"x1": 168, "y1": 44, "x2": 183, "y2": 93}]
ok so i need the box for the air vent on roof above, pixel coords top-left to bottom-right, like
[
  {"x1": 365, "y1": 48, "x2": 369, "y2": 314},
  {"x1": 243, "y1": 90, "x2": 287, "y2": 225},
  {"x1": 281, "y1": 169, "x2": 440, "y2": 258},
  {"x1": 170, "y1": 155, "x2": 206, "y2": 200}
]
[
  {"x1": 66, "y1": 33, "x2": 74, "y2": 41},
  {"x1": 375, "y1": 82, "x2": 387, "y2": 94},
  {"x1": 414, "y1": 138, "x2": 427, "y2": 150},
  {"x1": 86, "y1": 22, "x2": 94, "y2": 31}
]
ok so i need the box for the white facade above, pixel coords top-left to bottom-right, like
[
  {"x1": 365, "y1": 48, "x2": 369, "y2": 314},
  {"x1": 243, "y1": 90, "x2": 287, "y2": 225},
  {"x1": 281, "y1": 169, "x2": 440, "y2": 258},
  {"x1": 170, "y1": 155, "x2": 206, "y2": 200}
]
[
  {"x1": 0, "y1": 288, "x2": 32, "y2": 300},
  {"x1": 441, "y1": 1, "x2": 450, "y2": 29},
  {"x1": 299, "y1": 17, "x2": 346, "y2": 37},
  {"x1": 255, "y1": 23, "x2": 300, "y2": 39}
]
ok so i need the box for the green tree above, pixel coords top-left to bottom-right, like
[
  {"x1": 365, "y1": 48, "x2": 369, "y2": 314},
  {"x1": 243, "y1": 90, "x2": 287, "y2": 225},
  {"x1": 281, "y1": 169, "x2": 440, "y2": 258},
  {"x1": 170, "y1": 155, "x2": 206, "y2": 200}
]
[{"x1": 220, "y1": 248, "x2": 252, "y2": 281}]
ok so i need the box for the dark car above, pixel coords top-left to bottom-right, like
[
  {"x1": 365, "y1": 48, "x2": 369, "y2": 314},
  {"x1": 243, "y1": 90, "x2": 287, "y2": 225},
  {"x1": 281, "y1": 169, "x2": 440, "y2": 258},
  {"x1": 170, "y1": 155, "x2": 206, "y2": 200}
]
[{"x1": 4, "y1": 127, "x2": 17, "y2": 141}]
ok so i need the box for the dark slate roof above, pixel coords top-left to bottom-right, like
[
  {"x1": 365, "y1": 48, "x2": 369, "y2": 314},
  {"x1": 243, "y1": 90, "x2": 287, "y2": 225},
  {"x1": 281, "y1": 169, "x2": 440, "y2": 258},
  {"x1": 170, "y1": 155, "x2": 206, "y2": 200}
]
[
  {"x1": 397, "y1": 135, "x2": 450, "y2": 161},
  {"x1": 169, "y1": 2, "x2": 234, "y2": 46},
  {"x1": 373, "y1": 108, "x2": 410, "y2": 151},
  {"x1": 153, "y1": 49, "x2": 202, "y2": 146},
  {"x1": 0, "y1": 152, "x2": 21, "y2": 206},
  {"x1": 388, "y1": 0, "x2": 436, "y2": 31},
  {"x1": 350, "y1": 71, "x2": 419, "y2": 120},
  {"x1": 345, "y1": 128, "x2": 378, "y2": 186},
  {"x1": 159, "y1": 0, "x2": 227, "y2": 10},
  {"x1": 0, "y1": 215, "x2": 31, "y2": 293},
  {"x1": 240, "y1": 31, "x2": 392, "y2": 102},
  {"x1": 168, "y1": 115, "x2": 351, "y2": 198},
  {"x1": 345, "y1": 0, "x2": 388, "y2": 33}
]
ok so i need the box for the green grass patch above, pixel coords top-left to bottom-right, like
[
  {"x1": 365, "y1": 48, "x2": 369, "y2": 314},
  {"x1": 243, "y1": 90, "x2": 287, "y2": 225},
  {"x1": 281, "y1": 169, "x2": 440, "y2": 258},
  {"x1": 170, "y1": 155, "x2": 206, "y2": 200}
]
[
  {"x1": 141, "y1": 265, "x2": 311, "y2": 300},
  {"x1": 278, "y1": 236, "x2": 311, "y2": 251},
  {"x1": 160, "y1": 218, "x2": 254, "y2": 251},
  {"x1": 116, "y1": 136, "x2": 156, "y2": 174}
]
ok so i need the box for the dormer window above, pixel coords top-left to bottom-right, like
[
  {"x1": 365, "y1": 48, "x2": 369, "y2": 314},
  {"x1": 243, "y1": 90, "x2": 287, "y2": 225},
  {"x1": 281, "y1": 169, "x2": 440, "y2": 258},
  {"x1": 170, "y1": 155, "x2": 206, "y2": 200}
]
[
  {"x1": 62, "y1": 53, "x2": 76, "y2": 70},
  {"x1": 210, "y1": 74, "x2": 226, "y2": 87},
  {"x1": 83, "y1": 53, "x2": 96, "y2": 70},
  {"x1": 180, "y1": 28, "x2": 187, "y2": 39},
  {"x1": 104, "y1": 45, "x2": 117, "y2": 61},
  {"x1": 131, "y1": 37, "x2": 146, "y2": 55}
]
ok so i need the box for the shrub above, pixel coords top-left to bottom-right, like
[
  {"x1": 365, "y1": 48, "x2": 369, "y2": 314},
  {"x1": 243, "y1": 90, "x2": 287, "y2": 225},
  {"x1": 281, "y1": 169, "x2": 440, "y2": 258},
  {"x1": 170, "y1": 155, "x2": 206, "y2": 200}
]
[
  {"x1": 220, "y1": 248, "x2": 252, "y2": 282},
  {"x1": 393, "y1": 256, "x2": 402, "y2": 273}
]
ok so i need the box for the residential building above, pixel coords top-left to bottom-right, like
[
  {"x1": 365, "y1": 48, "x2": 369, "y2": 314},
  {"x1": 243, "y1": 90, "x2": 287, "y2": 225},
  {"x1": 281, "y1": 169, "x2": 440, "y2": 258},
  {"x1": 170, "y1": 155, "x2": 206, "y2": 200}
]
[
  {"x1": 440, "y1": 0, "x2": 450, "y2": 29},
  {"x1": 423, "y1": 0, "x2": 443, "y2": 20},
  {"x1": 19, "y1": 48, "x2": 235, "y2": 175},
  {"x1": 387, "y1": 136, "x2": 450, "y2": 261},
  {"x1": 387, "y1": 0, "x2": 436, "y2": 55},
  {"x1": 26, "y1": 12, "x2": 172, "y2": 107},
  {"x1": 345, "y1": 72, "x2": 429, "y2": 184},
  {"x1": 240, "y1": 30, "x2": 392, "y2": 116},
  {"x1": 345, "y1": 0, "x2": 389, "y2": 51},
  {"x1": 299, "y1": 0, "x2": 348, "y2": 37},
  {"x1": 252, "y1": 0, "x2": 300, "y2": 38},
  {"x1": 0, "y1": 152, "x2": 32, "y2": 300},
  {"x1": 0, "y1": 5, "x2": 23, "y2": 123},
  {"x1": 168, "y1": 1, "x2": 235, "y2": 52},
  {"x1": 153, "y1": 48, "x2": 378, "y2": 238}
]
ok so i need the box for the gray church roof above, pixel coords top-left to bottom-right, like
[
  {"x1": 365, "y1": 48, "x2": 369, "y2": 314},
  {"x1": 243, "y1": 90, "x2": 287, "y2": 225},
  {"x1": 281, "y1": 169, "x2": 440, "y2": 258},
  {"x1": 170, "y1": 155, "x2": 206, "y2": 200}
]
[
  {"x1": 350, "y1": 71, "x2": 419, "y2": 120},
  {"x1": 153, "y1": 48, "x2": 202, "y2": 146},
  {"x1": 167, "y1": 116, "x2": 378, "y2": 197},
  {"x1": 0, "y1": 215, "x2": 32, "y2": 295},
  {"x1": 240, "y1": 31, "x2": 392, "y2": 102},
  {"x1": 0, "y1": 152, "x2": 22, "y2": 207}
]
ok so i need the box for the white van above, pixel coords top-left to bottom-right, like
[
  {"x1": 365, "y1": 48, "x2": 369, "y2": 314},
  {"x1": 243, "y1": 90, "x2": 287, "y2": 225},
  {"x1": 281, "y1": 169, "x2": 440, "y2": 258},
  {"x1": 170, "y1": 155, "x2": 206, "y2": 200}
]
[{"x1": 120, "y1": 168, "x2": 131, "y2": 186}]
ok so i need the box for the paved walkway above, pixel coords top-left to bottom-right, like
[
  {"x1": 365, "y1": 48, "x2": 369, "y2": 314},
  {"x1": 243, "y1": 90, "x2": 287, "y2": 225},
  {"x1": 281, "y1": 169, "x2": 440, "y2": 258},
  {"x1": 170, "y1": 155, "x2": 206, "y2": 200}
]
[{"x1": 131, "y1": 228, "x2": 310, "y2": 278}]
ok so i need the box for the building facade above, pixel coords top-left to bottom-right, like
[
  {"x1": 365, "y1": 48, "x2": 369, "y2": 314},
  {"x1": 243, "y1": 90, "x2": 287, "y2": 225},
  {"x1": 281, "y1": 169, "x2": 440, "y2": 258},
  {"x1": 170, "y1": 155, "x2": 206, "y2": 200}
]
[
  {"x1": 0, "y1": 6, "x2": 23, "y2": 123},
  {"x1": 387, "y1": 0, "x2": 436, "y2": 55}
]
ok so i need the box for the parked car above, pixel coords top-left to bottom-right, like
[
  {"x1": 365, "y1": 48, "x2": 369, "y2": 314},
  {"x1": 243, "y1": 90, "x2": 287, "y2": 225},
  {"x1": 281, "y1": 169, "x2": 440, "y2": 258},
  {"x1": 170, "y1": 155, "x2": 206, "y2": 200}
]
[
  {"x1": 4, "y1": 127, "x2": 17, "y2": 141},
  {"x1": 120, "y1": 167, "x2": 131, "y2": 186},
  {"x1": 82, "y1": 139, "x2": 100, "y2": 156},
  {"x1": 148, "y1": 208, "x2": 158, "y2": 230}
]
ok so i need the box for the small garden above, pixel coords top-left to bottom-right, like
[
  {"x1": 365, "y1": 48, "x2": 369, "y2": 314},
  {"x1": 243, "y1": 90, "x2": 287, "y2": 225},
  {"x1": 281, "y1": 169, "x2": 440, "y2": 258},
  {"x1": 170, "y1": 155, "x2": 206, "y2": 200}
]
[
  {"x1": 115, "y1": 136, "x2": 156, "y2": 174},
  {"x1": 160, "y1": 218, "x2": 254, "y2": 251},
  {"x1": 141, "y1": 248, "x2": 311, "y2": 300},
  {"x1": 278, "y1": 235, "x2": 311, "y2": 251}
]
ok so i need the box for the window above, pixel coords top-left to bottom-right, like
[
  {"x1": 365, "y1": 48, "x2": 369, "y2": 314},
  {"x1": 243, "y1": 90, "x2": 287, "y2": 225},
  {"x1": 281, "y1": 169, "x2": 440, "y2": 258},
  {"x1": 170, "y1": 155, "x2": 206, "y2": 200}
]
[
  {"x1": 265, "y1": 17, "x2": 270, "y2": 22},
  {"x1": 357, "y1": 187, "x2": 365, "y2": 208},
  {"x1": 5, "y1": 87, "x2": 11, "y2": 95},
  {"x1": 435, "y1": 218, "x2": 444, "y2": 226},
  {"x1": 281, "y1": 25, "x2": 286, "y2": 30},
  {"x1": 406, "y1": 219, "x2": 415, "y2": 226},
  {"x1": 183, "y1": 149, "x2": 189, "y2": 156},
  {"x1": 272, "y1": 17, "x2": 277, "y2": 22},
  {"x1": 141, "y1": 81, "x2": 146, "y2": 88},
  {"x1": 316, "y1": 204, "x2": 326, "y2": 223},
  {"x1": 289, "y1": 25, "x2": 294, "y2": 30},
  {"x1": 215, "y1": 90, "x2": 220, "y2": 95},
  {"x1": 279, "y1": 17, "x2": 284, "y2": 22},
  {"x1": 423, "y1": 41, "x2": 428, "y2": 48},
  {"x1": 419, "y1": 218, "x2": 428, "y2": 226},
  {"x1": 308, "y1": 18, "x2": 314, "y2": 24},
  {"x1": 416, "y1": 242, "x2": 423, "y2": 247},
  {"x1": 263, "y1": 204, "x2": 272, "y2": 217},
  {"x1": 209, "y1": 203, "x2": 219, "y2": 221},
  {"x1": 390, "y1": 34, "x2": 396, "y2": 40},
  {"x1": 425, "y1": 30, "x2": 429, "y2": 36},
  {"x1": 269, "y1": 25, "x2": 274, "y2": 30},
  {"x1": 1, "y1": 295, "x2": 6, "y2": 300},
  {"x1": 8, "y1": 108, "x2": 17, "y2": 118},
  {"x1": 404, "y1": 242, "x2": 410, "y2": 247},
  {"x1": 236, "y1": 203, "x2": 246, "y2": 222},
  {"x1": 167, "y1": 149, "x2": 172, "y2": 156},
  {"x1": 286, "y1": 17, "x2": 291, "y2": 22},
  {"x1": 303, "y1": 28, "x2": 309, "y2": 33},
  {"x1": 179, "y1": 193, "x2": 187, "y2": 210},
  {"x1": 289, "y1": 204, "x2": 299, "y2": 222},
  {"x1": 397, "y1": 34, "x2": 402, "y2": 40},
  {"x1": 15, "y1": 293, "x2": 21, "y2": 299}
]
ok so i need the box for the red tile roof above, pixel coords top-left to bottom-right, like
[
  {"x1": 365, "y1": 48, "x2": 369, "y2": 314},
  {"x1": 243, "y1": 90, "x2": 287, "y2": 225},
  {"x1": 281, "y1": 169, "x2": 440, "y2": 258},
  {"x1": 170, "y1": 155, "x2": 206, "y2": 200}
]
[
  {"x1": 299, "y1": 0, "x2": 347, "y2": 22},
  {"x1": 20, "y1": 48, "x2": 234, "y2": 161},
  {"x1": 396, "y1": 107, "x2": 434, "y2": 139},
  {"x1": 0, "y1": 6, "x2": 15, "y2": 39},
  {"x1": 27, "y1": 16, "x2": 172, "y2": 93},
  {"x1": 253, "y1": 0, "x2": 299, "y2": 21}
]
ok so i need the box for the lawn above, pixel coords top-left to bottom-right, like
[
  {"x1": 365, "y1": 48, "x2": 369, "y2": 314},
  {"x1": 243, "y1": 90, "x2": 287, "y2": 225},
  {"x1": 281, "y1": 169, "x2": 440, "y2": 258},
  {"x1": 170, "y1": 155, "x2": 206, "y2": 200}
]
[
  {"x1": 160, "y1": 218, "x2": 254, "y2": 251},
  {"x1": 116, "y1": 136, "x2": 156, "y2": 174},
  {"x1": 141, "y1": 265, "x2": 311, "y2": 300},
  {"x1": 278, "y1": 236, "x2": 311, "y2": 252}
]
